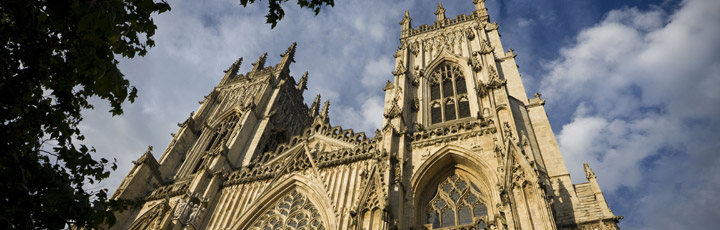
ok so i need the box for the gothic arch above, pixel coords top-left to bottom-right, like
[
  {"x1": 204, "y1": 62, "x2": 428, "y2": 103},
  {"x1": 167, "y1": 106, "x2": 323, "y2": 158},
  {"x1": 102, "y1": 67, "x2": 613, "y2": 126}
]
[
  {"x1": 410, "y1": 145, "x2": 499, "y2": 228},
  {"x1": 208, "y1": 108, "x2": 242, "y2": 128},
  {"x1": 229, "y1": 174, "x2": 338, "y2": 230},
  {"x1": 425, "y1": 52, "x2": 466, "y2": 76},
  {"x1": 128, "y1": 200, "x2": 170, "y2": 230},
  {"x1": 422, "y1": 52, "x2": 477, "y2": 127}
]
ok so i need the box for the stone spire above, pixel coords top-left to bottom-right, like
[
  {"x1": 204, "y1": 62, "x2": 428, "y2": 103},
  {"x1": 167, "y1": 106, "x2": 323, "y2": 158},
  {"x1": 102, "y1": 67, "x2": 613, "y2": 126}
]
[
  {"x1": 399, "y1": 10, "x2": 412, "y2": 37},
  {"x1": 219, "y1": 57, "x2": 243, "y2": 85},
  {"x1": 319, "y1": 100, "x2": 330, "y2": 122},
  {"x1": 250, "y1": 52, "x2": 267, "y2": 74},
  {"x1": 224, "y1": 57, "x2": 243, "y2": 76},
  {"x1": 277, "y1": 42, "x2": 297, "y2": 75},
  {"x1": 310, "y1": 94, "x2": 321, "y2": 117},
  {"x1": 434, "y1": 2, "x2": 446, "y2": 21},
  {"x1": 297, "y1": 72, "x2": 308, "y2": 93}
]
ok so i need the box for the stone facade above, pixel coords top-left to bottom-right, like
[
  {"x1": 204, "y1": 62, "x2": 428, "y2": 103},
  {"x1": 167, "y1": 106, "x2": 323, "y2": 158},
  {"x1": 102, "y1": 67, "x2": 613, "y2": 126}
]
[{"x1": 111, "y1": 1, "x2": 622, "y2": 229}]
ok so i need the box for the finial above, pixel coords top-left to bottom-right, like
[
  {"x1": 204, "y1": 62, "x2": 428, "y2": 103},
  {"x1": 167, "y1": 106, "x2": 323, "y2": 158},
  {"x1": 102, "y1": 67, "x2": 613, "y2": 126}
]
[
  {"x1": 473, "y1": 0, "x2": 486, "y2": 11},
  {"x1": 310, "y1": 94, "x2": 321, "y2": 117},
  {"x1": 534, "y1": 92, "x2": 542, "y2": 99},
  {"x1": 276, "y1": 42, "x2": 297, "y2": 75},
  {"x1": 251, "y1": 52, "x2": 267, "y2": 73},
  {"x1": 584, "y1": 163, "x2": 596, "y2": 179},
  {"x1": 224, "y1": 57, "x2": 243, "y2": 75},
  {"x1": 320, "y1": 100, "x2": 330, "y2": 121},
  {"x1": 435, "y1": 2, "x2": 446, "y2": 21},
  {"x1": 219, "y1": 57, "x2": 243, "y2": 85},
  {"x1": 399, "y1": 10, "x2": 412, "y2": 37},
  {"x1": 297, "y1": 72, "x2": 308, "y2": 92},
  {"x1": 400, "y1": 10, "x2": 410, "y2": 24},
  {"x1": 280, "y1": 42, "x2": 297, "y2": 63}
]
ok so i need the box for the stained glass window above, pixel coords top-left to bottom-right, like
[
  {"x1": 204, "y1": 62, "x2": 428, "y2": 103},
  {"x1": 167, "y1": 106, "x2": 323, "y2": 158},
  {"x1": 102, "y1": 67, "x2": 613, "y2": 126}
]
[
  {"x1": 425, "y1": 173, "x2": 488, "y2": 229},
  {"x1": 429, "y1": 63, "x2": 471, "y2": 124}
]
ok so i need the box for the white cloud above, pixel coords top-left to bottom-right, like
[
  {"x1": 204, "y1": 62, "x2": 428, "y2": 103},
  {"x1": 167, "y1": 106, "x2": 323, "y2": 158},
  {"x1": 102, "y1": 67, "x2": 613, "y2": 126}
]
[
  {"x1": 541, "y1": 0, "x2": 720, "y2": 228},
  {"x1": 74, "y1": 0, "x2": 720, "y2": 228},
  {"x1": 362, "y1": 56, "x2": 395, "y2": 89}
]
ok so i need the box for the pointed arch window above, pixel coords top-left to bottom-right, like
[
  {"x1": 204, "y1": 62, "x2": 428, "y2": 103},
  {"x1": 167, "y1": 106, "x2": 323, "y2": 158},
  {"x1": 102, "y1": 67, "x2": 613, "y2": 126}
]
[
  {"x1": 192, "y1": 114, "x2": 240, "y2": 173},
  {"x1": 425, "y1": 173, "x2": 488, "y2": 229},
  {"x1": 429, "y1": 63, "x2": 470, "y2": 124},
  {"x1": 204, "y1": 115, "x2": 240, "y2": 152},
  {"x1": 248, "y1": 190, "x2": 326, "y2": 230}
]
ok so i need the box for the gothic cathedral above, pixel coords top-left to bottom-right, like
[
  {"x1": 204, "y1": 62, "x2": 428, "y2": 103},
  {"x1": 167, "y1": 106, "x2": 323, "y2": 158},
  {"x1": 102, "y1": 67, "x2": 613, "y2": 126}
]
[{"x1": 111, "y1": 1, "x2": 621, "y2": 229}]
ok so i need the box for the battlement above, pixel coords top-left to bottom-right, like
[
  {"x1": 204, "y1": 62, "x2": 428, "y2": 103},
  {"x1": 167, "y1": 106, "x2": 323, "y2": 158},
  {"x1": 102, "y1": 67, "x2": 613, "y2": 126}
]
[{"x1": 408, "y1": 11, "x2": 488, "y2": 37}]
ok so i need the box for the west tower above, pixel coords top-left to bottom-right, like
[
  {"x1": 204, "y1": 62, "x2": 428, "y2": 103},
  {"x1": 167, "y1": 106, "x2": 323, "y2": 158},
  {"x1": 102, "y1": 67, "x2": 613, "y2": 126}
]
[{"x1": 111, "y1": 1, "x2": 621, "y2": 229}]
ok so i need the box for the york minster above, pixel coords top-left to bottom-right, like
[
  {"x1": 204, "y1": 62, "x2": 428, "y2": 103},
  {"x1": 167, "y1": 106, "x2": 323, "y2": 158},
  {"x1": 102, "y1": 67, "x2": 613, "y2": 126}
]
[{"x1": 111, "y1": 1, "x2": 621, "y2": 229}]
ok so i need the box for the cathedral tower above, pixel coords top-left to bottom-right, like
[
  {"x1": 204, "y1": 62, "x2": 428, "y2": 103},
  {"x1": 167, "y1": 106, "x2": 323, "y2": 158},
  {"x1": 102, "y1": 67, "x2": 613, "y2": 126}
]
[{"x1": 111, "y1": 1, "x2": 621, "y2": 229}]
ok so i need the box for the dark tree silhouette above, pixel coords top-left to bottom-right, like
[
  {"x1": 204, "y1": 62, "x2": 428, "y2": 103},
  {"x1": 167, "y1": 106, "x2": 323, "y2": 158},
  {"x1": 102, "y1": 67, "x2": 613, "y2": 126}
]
[
  {"x1": 240, "y1": 0, "x2": 335, "y2": 28},
  {"x1": 0, "y1": 0, "x2": 170, "y2": 228},
  {"x1": 0, "y1": 0, "x2": 333, "y2": 228}
]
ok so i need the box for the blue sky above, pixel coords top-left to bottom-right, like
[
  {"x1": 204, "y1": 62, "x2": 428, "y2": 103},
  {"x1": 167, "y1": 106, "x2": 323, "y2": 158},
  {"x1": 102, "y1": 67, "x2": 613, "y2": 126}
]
[{"x1": 80, "y1": 0, "x2": 720, "y2": 228}]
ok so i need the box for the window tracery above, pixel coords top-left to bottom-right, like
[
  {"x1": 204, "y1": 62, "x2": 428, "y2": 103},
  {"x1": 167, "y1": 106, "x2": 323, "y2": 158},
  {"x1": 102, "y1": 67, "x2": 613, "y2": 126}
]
[
  {"x1": 249, "y1": 190, "x2": 326, "y2": 230},
  {"x1": 429, "y1": 63, "x2": 470, "y2": 124},
  {"x1": 204, "y1": 115, "x2": 240, "y2": 152},
  {"x1": 192, "y1": 115, "x2": 240, "y2": 173},
  {"x1": 425, "y1": 173, "x2": 488, "y2": 229}
]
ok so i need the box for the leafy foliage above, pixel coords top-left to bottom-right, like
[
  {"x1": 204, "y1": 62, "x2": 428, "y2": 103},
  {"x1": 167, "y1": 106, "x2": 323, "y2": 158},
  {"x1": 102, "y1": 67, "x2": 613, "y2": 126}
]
[
  {"x1": 240, "y1": 0, "x2": 335, "y2": 28},
  {"x1": 0, "y1": 0, "x2": 170, "y2": 228}
]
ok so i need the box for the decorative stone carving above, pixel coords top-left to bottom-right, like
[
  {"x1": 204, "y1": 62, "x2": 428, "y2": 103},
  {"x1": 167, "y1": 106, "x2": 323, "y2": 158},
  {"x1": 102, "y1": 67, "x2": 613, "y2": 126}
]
[
  {"x1": 468, "y1": 52, "x2": 483, "y2": 72},
  {"x1": 382, "y1": 80, "x2": 394, "y2": 91},
  {"x1": 393, "y1": 61, "x2": 407, "y2": 76},
  {"x1": 411, "y1": 41, "x2": 420, "y2": 56},
  {"x1": 384, "y1": 98, "x2": 403, "y2": 119},
  {"x1": 584, "y1": 163, "x2": 596, "y2": 179},
  {"x1": 478, "y1": 39, "x2": 493, "y2": 54},
  {"x1": 412, "y1": 97, "x2": 420, "y2": 112},
  {"x1": 413, "y1": 66, "x2": 424, "y2": 86},
  {"x1": 248, "y1": 190, "x2": 326, "y2": 230},
  {"x1": 465, "y1": 28, "x2": 475, "y2": 40}
]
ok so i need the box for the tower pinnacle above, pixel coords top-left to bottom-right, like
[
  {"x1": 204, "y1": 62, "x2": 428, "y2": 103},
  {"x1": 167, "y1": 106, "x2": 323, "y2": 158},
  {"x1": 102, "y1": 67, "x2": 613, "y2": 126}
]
[
  {"x1": 319, "y1": 100, "x2": 330, "y2": 122},
  {"x1": 473, "y1": 0, "x2": 487, "y2": 11},
  {"x1": 251, "y1": 52, "x2": 268, "y2": 74},
  {"x1": 434, "y1": 2, "x2": 446, "y2": 21},
  {"x1": 310, "y1": 94, "x2": 321, "y2": 117},
  {"x1": 219, "y1": 57, "x2": 243, "y2": 85},
  {"x1": 276, "y1": 42, "x2": 297, "y2": 76},
  {"x1": 297, "y1": 72, "x2": 308, "y2": 93},
  {"x1": 400, "y1": 10, "x2": 412, "y2": 37}
]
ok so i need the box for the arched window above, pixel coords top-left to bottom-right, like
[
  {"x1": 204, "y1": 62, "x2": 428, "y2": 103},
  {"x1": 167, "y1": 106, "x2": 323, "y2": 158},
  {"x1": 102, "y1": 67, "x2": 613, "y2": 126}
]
[
  {"x1": 193, "y1": 115, "x2": 240, "y2": 173},
  {"x1": 425, "y1": 173, "x2": 488, "y2": 229},
  {"x1": 248, "y1": 190, "x2": 326, "y2": 230},
  {"x1": 204, "y1": 115, "x2": 240, "y2": 152},
  {"x1": 429, "y1": 63, "x2": 471, "y2": 124}
]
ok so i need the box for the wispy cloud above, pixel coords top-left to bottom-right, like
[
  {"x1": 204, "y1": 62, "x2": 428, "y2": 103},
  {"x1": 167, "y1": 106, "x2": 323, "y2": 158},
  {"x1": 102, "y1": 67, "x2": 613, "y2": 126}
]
[
  {"x1": 77, "y1": 1, "x2": 720, "y2": 229},
  {"x1": 541, "y1": 0, "x2": 720, "y2": 228}
]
